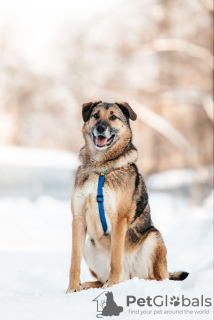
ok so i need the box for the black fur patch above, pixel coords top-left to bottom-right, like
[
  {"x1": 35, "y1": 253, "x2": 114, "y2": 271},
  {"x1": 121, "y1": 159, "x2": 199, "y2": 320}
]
[
  {"x1": 127, "y1": 228, "x2": 140, "y2": 244},
  {"x1": 170, "y1": 271, "x2": 189, "y2": 281},
  {"x1": 90, "y1": 238, "x2": 96, "y2": 246},
  {"x1": 135, "y1": 225, "x2": 156, "y2": 236},
  {"x1": 132, "y1": 163, "x2": 140, "y2": 189},
  {"x1": 82, "y1": 175, "x2": 89, "y2": 184},
  {"x1": 179, "y1": 272, "x2": 189, "y2": 280},
  {"x1": 135, "y1": 192, "x2": 145, "y2": 218},
  {"x1": 103, "y1": 103, "x2": 114, "y2": 110}
]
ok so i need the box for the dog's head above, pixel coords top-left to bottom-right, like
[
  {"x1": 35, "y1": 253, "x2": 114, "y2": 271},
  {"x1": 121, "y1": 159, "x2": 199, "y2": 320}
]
[
  {"x1": 105, "y1": 291, "x2": 113, "y2": 299},
  {"x1": 82, "y1": 101, "x2": 137, "y2": 151}
]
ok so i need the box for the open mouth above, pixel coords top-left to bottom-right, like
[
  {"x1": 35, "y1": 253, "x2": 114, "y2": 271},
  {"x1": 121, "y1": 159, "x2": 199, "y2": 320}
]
[{"x1": 93, "y1": 134, "x2": 115, "y2": 148}]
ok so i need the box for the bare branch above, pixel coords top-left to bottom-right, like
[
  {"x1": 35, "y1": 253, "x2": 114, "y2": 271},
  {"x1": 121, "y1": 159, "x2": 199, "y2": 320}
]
[
  {"x1": 199, "y1": 0, "x2": 214, "y2": 11},
  {"x1": 128, "y1": 98, "x2": 193, "y2": 153},
  {"x1": 124, "y1": 39, "x2": 213, "y2": 69},
  {"x1": 202, "y1": 95, "x2": 214, "y2": 122},
  {"x1": 100, "y1": 299, "x2": 106, "y2": 310}
]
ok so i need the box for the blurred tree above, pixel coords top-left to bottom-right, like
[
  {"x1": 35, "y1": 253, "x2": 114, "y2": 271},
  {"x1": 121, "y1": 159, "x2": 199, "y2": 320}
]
[{"x1": 0, "y1": 0, "x2": 213, "y2": 177}]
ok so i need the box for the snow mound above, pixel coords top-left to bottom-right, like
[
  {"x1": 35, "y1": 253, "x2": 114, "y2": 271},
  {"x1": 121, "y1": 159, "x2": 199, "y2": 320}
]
[{"x1": 0, "y1": 193, "x2": 213, "y2": 319}]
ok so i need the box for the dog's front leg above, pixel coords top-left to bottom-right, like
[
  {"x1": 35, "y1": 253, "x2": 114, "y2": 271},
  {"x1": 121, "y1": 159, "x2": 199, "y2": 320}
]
[
  {"x1": 66, "y1": 215, "x2": 86, "y2": 293},
  {"x1": 104, "y1": 217, "x2": 127, "y2": 288}
]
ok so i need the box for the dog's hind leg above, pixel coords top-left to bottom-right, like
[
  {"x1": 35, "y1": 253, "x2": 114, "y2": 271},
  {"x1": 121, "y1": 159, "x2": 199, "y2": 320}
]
[
  {"x1": 127, "y1": 230, "x2": 169, "y2": 281},
  {"x1": 148, "y1": 231, "x2": 169, "y2": 281},
  {"x1": 142, "y1": 231, "x2": 188, "y2": 281}
]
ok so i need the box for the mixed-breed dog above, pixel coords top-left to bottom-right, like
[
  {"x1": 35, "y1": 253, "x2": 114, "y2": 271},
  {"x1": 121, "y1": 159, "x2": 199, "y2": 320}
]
[{"x1": 66, "y1": 101, "x2": 188, "y2": 293}]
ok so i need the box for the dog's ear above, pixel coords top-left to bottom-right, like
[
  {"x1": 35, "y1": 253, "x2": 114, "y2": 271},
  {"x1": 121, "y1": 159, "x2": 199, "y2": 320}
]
[
  {"x1": 115, "y1": 102, "x2": 137, "y2": 121},
  {"x1": 82, "y1": 101, "x2": 102, "y2": 122}
]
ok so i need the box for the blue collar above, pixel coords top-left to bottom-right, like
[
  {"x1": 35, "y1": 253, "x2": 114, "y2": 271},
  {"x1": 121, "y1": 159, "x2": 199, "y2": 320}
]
[
  {"x1": 95, "y1": 167, "x2": 119, "y2": 236},
  {"x1": 94, "y1": 167, "x2": 120, "y2": 176}
]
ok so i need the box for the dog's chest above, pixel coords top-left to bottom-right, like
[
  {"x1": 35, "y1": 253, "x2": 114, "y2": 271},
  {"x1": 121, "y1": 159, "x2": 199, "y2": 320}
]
[{"x1": 84, "y1": 176, "x2": 117, "y2": 237}]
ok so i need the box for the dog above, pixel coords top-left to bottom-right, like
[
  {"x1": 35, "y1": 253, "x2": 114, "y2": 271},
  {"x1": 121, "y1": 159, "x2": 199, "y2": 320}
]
[
  {"x1": 102, "y1": 292, "x2": 123, "y2": 316},
  {"x1": 66, "y1": 101, "x2": 188, "y2": 293}
]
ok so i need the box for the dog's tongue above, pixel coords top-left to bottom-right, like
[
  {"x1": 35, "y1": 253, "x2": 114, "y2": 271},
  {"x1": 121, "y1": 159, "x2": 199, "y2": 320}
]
[{"x1": 96, "y1": 136, "x2": 108, "y2": 147}]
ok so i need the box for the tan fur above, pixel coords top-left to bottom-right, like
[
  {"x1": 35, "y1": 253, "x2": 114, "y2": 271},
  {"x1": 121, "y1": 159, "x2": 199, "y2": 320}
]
[
  {"x1": 82, "y1": 281, "x2": 103, "y2": 290},
  {"x1": 66, "y1": 102, "x2": 187, "y2": 293}
]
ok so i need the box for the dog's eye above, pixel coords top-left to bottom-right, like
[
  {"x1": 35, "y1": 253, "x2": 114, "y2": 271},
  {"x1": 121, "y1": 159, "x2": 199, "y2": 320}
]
[
  {"x1": 110, "y1": 115, "x2": 117, "y2": 121},
  {"x1": 93, "y1": 113, "x2": 99, "y2": 119}
]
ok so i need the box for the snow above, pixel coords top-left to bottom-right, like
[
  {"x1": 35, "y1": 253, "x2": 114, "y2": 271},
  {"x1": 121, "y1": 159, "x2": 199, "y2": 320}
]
[
  {"x1": 0, "y1": 190, "x2": 213, "y2": 319},
  {"x1": 0, "y1": 146, "x2": 79, "y2": 169},
  {"x1": 147, "y1": 167, "x2": 213, "y2": 191},
  {"x1": 0, "y1": 147, "x2": 79, "y2": 199}
]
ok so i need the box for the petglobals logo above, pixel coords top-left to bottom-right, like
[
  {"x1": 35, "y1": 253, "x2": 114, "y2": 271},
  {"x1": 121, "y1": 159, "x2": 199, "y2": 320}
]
[
  {"x1": 93, "y1": 291, "x2": 123, "y2": 318},
  {"x1": 127, "y1": 295, "x2": 212, "y2": 307},
  {"x1": 92, "y1": 292, "x2": 212, "y2": 318}
]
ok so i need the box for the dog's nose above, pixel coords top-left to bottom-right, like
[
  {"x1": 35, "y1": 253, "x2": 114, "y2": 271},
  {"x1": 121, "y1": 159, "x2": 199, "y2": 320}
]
[{"x1": 96, "y1": 123, "x2": 106, "y2": 134}]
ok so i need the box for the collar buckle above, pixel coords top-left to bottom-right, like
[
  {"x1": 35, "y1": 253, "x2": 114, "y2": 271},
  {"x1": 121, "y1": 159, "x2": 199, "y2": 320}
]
[{"x1": 97, "y1": 195, "x2": 104, "y2": 203}]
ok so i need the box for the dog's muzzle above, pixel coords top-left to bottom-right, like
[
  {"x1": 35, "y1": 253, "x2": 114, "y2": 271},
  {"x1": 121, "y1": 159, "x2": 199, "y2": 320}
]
[{"x1": 92, "y1": 124, "x2": 115, "y2": 148}]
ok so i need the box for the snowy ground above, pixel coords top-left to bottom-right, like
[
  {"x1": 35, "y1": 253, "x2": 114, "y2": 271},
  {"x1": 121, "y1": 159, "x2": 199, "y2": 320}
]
[{"x1": 0, "y1": 189, "x2": 213, "y2": 320}]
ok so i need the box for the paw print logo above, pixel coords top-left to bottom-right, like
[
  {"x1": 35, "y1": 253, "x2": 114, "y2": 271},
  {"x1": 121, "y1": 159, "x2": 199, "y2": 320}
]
[{"x1": 170, "y1": 296, "x2": 180, "y2": 307}]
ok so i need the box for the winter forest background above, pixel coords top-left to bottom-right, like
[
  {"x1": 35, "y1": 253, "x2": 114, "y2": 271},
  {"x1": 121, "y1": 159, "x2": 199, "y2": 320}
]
[
  {"x1": 0, "y1": 1, "x2": 213, "y2": 319},
  {"x1": 0, "y1": 0, "x2": 213, "y2": 175}
]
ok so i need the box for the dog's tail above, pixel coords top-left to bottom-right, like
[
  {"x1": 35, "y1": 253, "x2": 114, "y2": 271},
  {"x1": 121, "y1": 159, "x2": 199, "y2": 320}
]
[{"x1": 169, "y1": 271, "x2": 189, "y2": 281}]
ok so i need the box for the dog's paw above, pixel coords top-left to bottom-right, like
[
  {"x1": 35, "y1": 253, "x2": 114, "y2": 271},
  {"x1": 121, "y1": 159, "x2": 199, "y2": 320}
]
[
  {"x1": 102, "y1": 280, "x2": 115, "y2": 289},
  {"x1": 102, "y1": 282, "x2": 109, "y2": 289},
  {"x1": 66, "y1": 283, "x2": 82, "y2": 293},
  {"x1": 81, "y1": 282, "x2": 91, "y2": 290}
]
